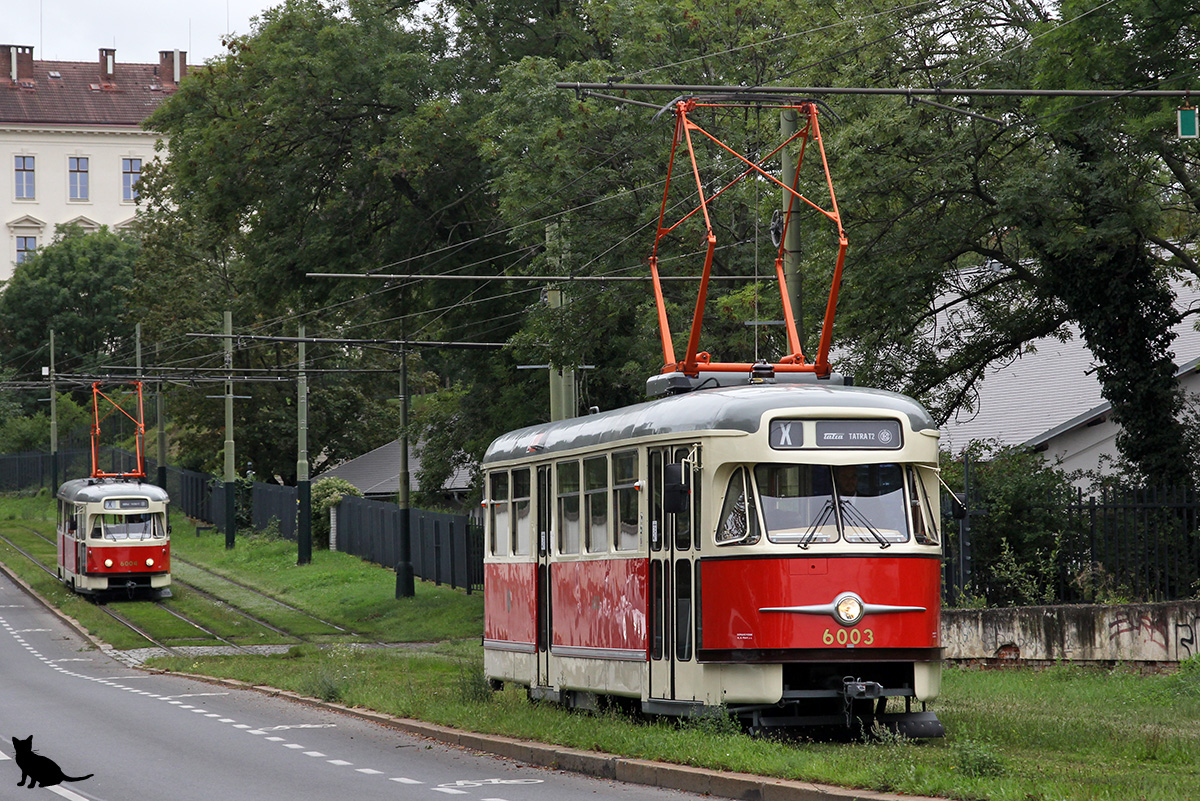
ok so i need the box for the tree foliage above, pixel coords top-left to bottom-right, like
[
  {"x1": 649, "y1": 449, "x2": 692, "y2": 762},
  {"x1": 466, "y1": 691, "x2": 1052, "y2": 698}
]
[
  {"x1": 0, "y1": 224, "x2": 138, "y2": 380},
  {"x1": 2, "y1": 0, "x2": 1195, "y2": 498}
]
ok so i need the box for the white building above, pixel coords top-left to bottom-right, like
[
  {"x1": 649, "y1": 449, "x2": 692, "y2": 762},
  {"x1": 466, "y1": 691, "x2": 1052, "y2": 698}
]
[
  {"x1": 0, "y1": 45, "x2": 185, "y2": 280},
  {"x1": 939, "y1": 280, "x2": 1200, "y2": 479}
]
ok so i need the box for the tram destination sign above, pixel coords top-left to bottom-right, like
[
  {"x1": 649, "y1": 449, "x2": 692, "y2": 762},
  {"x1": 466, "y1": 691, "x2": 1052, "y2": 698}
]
[
  {"x1": 768, "y1": 420, "x2": 804, "y2": 449},
  {"x1": 815, "y1": 420, "x2": 902, "y2": 449}
]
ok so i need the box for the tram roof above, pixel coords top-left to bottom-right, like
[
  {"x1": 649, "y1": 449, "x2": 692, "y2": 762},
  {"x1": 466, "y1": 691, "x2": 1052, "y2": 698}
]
[
  {"x1": 56, "y1": 477, "x2": 169, "y2": 504},
  {"x1": 484, "y1": 383, "x2": 937, "y2": 464}
]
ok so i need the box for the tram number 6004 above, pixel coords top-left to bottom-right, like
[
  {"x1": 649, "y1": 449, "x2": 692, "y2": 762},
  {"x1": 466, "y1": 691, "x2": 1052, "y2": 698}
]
[{"x1": 823, "y1": 628, "x2": 874, "y2": 646}]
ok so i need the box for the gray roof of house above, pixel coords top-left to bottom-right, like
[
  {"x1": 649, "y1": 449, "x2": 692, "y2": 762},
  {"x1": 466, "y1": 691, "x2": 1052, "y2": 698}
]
[
  {"x1": 939, "y1": 278, "x2": 1200, "y2": 452},
  {"x1": 315, "y1": 440, "x2": 473, "y2": 497}
]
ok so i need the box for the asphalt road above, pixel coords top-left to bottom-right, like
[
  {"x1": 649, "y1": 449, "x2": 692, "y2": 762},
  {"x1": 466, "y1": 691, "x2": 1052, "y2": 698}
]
[{"x1": 0, "y1": 572, "x2": 707, "y2": 801}]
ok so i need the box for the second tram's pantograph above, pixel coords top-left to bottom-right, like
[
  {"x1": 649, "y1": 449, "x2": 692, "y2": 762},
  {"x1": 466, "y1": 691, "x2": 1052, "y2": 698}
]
[
  {"x1": 482, "y1": 97, "x2": 945, "y2": 737},
  {"x1": 56, "y1": 382, "x2": 172, "y2": 599}
]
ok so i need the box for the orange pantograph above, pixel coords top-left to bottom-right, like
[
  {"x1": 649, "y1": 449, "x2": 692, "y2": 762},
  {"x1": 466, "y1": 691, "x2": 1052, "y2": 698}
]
[
  {"x1": 648, "y1": 98, "x2": 847, "y2": 378},
  {"x1": 90, "y1": 381, "x2": 147, "y2": 479}
]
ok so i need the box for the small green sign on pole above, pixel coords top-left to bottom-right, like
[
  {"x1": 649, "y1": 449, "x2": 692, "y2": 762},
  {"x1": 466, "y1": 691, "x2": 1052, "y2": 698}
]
[{"x1": 1179, "y1": 106, "x2": 1198, "y2": 139}]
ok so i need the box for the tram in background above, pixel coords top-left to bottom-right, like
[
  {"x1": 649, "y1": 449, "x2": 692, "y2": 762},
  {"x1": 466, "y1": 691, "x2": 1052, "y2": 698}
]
[
  {"x1": 56, "y1": 478, "x2": 171, "y2": 598},
  {"x1": 55, "y1": 381, "x2": 172, "y2": 599},
  {"x1": 482, "y1": 96, "x2": 945, "y2": 736}
]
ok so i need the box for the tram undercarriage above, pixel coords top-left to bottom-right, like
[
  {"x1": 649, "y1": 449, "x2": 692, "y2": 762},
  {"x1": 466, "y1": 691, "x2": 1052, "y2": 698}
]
[{"x1": 507, "y1": 658, "x2": 944, "y2": 740}]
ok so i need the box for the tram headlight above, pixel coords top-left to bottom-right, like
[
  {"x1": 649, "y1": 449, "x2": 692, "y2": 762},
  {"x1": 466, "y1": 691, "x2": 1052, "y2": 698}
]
[
  {"x1": 146, "y1": 558, "x2": 155, "y2": 567},
  {"x1": 834, "y1": 593, "x2": 864, "y2": 626},
  {"x1": 104, "y1": 558, "x2": 113, "y2": 568}
]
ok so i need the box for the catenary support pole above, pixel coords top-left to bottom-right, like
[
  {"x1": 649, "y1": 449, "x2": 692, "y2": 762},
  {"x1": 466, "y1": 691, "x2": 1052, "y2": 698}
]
[
  {"x1": 49, "y1": 329, "x2": 57, "y2": 490},
  {"x1": 395, "y1": 338, "x2": 415, "y2": 598},
  {"x1": 297, "y1": 324, "x2": 312, "y2": 565},
  {"x1": 223, "y1": 311, "x2": 237, "y2": 549}
]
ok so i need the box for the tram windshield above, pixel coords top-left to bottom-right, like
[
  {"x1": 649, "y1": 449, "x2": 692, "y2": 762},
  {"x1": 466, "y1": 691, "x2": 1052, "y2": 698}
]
[
  {"x1": 92, "y1": 512, "x2": 166, "y2": 541},
  {"x1": 752, "y1": 463, "x2": 910, "y2": 547}
]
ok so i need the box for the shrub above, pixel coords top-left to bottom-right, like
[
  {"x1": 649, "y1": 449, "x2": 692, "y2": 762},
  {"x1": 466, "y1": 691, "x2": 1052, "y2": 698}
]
[{"x1": 311, "y1": 477, "x2": 363, "y2": 550}]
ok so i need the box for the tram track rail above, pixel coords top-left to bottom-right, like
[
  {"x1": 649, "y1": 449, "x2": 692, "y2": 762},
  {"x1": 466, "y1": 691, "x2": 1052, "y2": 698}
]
[
  {"x1": 0, "y1": 521, "x2": 372, "y2": 653},
  {"x1": 168, "y1": 552, "x2": 358, "y2": 640},
  {"x1": 0, "y1": 525, "x2": 267, "y2": 656},
  {"x1": 0, "y1": 527, "x2": 185, "y2": 656}
]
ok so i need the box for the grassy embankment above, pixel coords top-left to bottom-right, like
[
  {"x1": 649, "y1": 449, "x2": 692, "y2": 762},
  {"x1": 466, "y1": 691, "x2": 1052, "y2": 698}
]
[{"x1": 0, "y1": 492, "x2": 1197, "y2": 801}]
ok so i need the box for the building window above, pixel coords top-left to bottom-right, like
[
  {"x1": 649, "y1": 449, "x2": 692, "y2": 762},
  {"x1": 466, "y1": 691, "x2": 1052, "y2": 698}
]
[
  {"x1": 69, "y1": 157, "x2": 89, "y2": 201},
  {"x1": 16, "y1": 236, "x2": 36, "y2": 264},
  {"x1": 122, "y1": 158, "x2": 142, "y2": 201},
  {"x1": 14, "y1": 156, "x2": 34, "y2": 200}
]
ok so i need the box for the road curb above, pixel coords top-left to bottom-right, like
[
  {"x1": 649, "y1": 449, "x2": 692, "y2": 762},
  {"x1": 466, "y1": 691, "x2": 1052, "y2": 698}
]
[{"x1": 156, "y1": 669, "x2": 946, "y2": 801}]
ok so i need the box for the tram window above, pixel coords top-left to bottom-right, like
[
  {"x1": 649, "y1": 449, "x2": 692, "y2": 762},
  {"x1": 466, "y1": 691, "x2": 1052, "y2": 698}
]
[
  {"x1": 512, "y1": 469, "x2": 532, "y2": 556},
  {"x1": 672, "y1": 449, "x2": 691, "y2": 551},
  {"x1": 650, "y1": 451, "x2": 663, "y2": 552},
  {"x1": 837, "y1": 464, "x2": 908, "y2": 544},
  {"x1": 716, "y1": 467, "x2": 760, "y2": 546},
  {"x1": 753, "y1": 463, "x2": 910, "y2": 545},
  {"x1": 910, "y1": 466, "x2": 940, "y2": 545},
  {"x1": 755, "y1": 464, "x2": 837, "y2": 544},
  {"x1": 584, "y1": 456, "x2": 608, "y2": 553},
  {"x1": 489, "y1": 472, "x2": 509, "y2": 556},
  {"x1": 98, "y1": 513, "x2": 159, "y2": 541},
  {"x1": 675, "y1": 560, "x2": 692, "y2": 661},
  {"x1": 614, "y1": 451, "x2": 639, "y2": 551},
  {"x1": 557, "y1": 461, "x2": 581, "y2": 554}
]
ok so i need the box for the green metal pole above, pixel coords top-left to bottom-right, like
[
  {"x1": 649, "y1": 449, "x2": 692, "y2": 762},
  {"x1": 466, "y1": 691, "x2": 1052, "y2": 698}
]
[
  {"x1": 297, "y1": 324, "x2": 312, "y2": 565},
  {"x1": 49, "y1": 329, "x2": 57, "y2": 490},
  {"x1": 395, "y1": 343, "x2": 415, "y2": 598},
  {"x1": 223, "y1": 311, "x2": 236, "y2": 549}
]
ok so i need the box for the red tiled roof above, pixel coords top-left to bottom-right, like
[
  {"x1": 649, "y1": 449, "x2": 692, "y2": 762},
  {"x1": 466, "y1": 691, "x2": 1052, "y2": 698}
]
[{"x1": 0, "y1": 58, "x2": 178, "y2": 127}]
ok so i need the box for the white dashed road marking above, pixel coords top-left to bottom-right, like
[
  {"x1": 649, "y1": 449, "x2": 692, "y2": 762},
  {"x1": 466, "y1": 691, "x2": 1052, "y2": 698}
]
[{"x1": 1, "y1": 615, "x2": 554, "y2": 791}]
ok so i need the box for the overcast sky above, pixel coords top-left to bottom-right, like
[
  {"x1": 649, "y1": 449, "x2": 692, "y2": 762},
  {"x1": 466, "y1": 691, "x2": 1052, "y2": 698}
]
[{"x1": 8, "y1": 0, "x2": 280, "y2": 66}]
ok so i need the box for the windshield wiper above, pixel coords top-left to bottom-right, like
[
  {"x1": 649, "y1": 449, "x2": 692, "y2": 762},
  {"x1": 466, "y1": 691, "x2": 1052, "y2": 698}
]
[
  {"x1": 838, "y1": 500, "x2": 891, "y2": 549},
  {"x1": 798, "y1": 500, "x2": 835, "y2": 549}
]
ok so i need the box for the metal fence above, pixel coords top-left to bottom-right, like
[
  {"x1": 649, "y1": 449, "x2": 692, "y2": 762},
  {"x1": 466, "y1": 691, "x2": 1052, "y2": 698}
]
[
  {"x1": 0, "y1": 450, "x2": 482, "y2": 588},
  {"x1": 944, "y1": 483, "x2": 1200, "y2": 606},
  {"x1": 252, "y1": 482, "x2": 298, "y2": 540},
  {"x1": 332, "y1": 495, "x2": 484, "y2": 593}
]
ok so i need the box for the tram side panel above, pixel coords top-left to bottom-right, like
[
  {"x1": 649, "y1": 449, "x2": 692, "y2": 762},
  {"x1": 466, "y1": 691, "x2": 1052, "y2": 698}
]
[
  {"x1": 550, "y1": 557, "x2": 648, "y2": 698},
  {"x1": 482, "y1": 561, "x2": 538, "y2": 684}
]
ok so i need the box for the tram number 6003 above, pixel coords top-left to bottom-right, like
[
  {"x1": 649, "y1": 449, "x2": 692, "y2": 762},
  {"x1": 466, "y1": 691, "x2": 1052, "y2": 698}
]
[{"x1": 823, "y1": 628, "x2": 874, "y2": 646}]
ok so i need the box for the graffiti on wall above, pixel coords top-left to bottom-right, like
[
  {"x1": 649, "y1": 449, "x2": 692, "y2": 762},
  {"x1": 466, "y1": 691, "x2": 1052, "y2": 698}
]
[
  {"x1": 1108, "y1": 612, "x2": 1169, "y2": 652},
  {"x1": 1178, "y1": 615, "x2": 1198, "y2": 660}
]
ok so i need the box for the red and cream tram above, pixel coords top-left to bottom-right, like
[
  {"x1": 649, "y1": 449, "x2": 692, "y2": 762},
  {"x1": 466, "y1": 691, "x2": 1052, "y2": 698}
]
[
  {"x1": 56, "y1": 478, "x2": 171, "y2": 598},
  {"x1": 484, "y1": 96, "x2": 944, "y2": 735},
  {"x1": 56, "y1": 381, "x2": 171, "y2": 598},
  {"x1": 482, "y1": 379, "x2": 943, "y2": 736}
]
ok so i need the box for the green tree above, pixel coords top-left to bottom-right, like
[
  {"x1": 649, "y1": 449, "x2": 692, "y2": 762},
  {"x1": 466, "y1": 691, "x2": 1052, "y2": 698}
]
[
  {"x1": 812, "y1": 0, "x2": 1200, "y2": 488},
  {"x1": 0, "y1": 224, "x2": 139, "y2": 379},
  {"x1": 135, "y1": 0, "x2": 524, "y2": 483}
]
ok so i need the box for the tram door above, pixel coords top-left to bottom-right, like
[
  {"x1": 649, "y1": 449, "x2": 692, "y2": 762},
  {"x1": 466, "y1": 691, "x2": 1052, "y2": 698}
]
[
  {"x1": 535, "y1": 466, "x2": 552, "y2": 689},
  {"x1": 648, "y1": 447, "x2": 698, "y2": 702}
]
